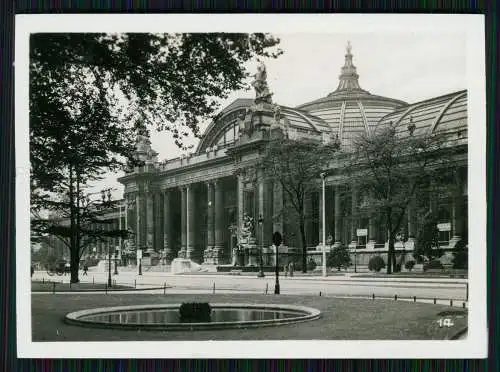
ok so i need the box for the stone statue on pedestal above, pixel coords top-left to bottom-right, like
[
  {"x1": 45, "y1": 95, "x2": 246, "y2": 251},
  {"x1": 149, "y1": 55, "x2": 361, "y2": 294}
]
[{"x1": 252, "y1": 61, "x2": 273, "y2": 105}]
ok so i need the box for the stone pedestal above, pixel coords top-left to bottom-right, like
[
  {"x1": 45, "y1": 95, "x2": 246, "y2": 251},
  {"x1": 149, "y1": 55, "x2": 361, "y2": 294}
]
[
  {"x1": 405, "y1": 238, "x2": 416, "y2": 250},
  {"x1": 365, "y1": 241, "x2": 376, "y2": 250},
  {"x1": 203, "y1": 247, "x2": 224, "y2": 265},
  {"x1": 170, "y1": 258, "x2": 201, "y2": 274},
  {"x1": 245, "y1": 245, "x2": 259, "y2": 266},
  {"x1": 448, "y1": 236, "x2": 462, "y2": 249}
]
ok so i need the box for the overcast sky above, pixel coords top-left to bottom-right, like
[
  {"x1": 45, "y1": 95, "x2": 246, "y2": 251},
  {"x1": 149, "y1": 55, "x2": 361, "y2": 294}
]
[{"x1": 90, "y1": 31, "x2": 467, "y2": 197}]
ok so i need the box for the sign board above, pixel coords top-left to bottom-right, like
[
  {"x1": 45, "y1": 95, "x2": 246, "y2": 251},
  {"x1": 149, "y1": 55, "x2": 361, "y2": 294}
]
[
  {"x1": 437, "y1": 222, "x2": 451, "y2": 232},
  {"x1": 136, "y1": 249, "x2": 143, "y2": 259},
  {"x1": 356, "y1": 229, "x2": 368, "y2": 237}
]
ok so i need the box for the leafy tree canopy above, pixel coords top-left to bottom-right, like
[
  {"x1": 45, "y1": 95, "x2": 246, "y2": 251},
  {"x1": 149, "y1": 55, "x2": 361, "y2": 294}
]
[
  {"x1": 30, "y1": 33, "x2": 282, "y2": 149},
  {"x1": 30, "y1": 33, "x2": 282, "y2": 282},
  {"x1": 344, "y1": 123, "x2": 460, "y2": 273},
  {"x1": 260, "y1": 137, "x2": 339, "y2": 271}
]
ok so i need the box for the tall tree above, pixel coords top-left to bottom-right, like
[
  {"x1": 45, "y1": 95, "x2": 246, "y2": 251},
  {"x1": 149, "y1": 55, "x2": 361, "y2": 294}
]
[
  {"x1": 345, "y1": 123, "x2": 457, "y2": 274},
  {"x1": 30, "y1": 33, "x2": 282, "y2": 282},
  {"x1": 260, "y1": 137, "x2": 338, "y2": 272},
  {"x1": 413, "y1": 211, "x2": 442, "y2": 263}
]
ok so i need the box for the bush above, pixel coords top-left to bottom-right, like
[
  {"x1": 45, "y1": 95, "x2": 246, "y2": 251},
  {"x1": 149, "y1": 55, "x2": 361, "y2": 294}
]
[
  {"x1": 423, "y1": 260, "x2": 444, "y2": 271},
  {"x1": 179, "y1": 302, "x2": 212, "y2": 323},
  {"x1": 404, "y1": 260, "x2": 416, "y2": 272},
  {"x1": 327, "y1": 245, "x2": 351, "y2": 271},
  {"x1": 368, "y1": 256, "x2": 386, "y2": 272},
  {"x1": 307, "y1": 258, "x2": 317, "y2": 271},
  {"x1": 452, "y1": 240, "x2": 468, "y2": 269}
]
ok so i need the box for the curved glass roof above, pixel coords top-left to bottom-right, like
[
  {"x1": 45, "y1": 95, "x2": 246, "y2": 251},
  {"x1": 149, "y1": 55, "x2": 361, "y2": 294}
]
[{"x1": 376, "y1": 90, "x2": 467, "y2": 136}]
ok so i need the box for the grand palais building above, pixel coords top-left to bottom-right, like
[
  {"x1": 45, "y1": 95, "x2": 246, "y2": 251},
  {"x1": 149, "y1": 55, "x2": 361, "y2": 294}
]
[{"x1": 89, "y1": 43, "x2": 468, "y2": 269}]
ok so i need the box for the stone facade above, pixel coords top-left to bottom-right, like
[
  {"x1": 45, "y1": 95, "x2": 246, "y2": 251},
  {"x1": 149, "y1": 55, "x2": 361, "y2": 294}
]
[{"x1": 115, "y1": 43, "x2": 468, "y2": 267}]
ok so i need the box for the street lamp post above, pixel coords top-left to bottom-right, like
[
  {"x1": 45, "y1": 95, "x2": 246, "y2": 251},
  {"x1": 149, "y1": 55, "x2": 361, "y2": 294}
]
[
  {"x1": 107, "y1": 241, "x2": 112, "y2": 287},
  {"x1": 320, "y1": 172, "x2": 327, "y2": 277},
  {"x1": 138, "y1": 248, "x2": 143, "y2": 276},
  {"x1": 257, "y1": 214, "x2": 265, "y2": 277},
  {"x1": 273, "y1": 231, "x2": 282, "y2": 295},
  {"x1": 114, "y1": 249, "x2": 119, "y2": 275}
]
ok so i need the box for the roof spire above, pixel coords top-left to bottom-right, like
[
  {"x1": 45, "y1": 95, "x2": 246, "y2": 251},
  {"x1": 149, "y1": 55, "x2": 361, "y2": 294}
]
[{"x1": 334, "y1": 41, "x2": 364, "y2": 93}]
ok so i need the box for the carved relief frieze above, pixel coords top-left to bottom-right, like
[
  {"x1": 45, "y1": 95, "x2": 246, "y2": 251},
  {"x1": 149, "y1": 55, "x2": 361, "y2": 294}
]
[{"x1": 158, "y1": 163, "x2": 237, "y2": 188}]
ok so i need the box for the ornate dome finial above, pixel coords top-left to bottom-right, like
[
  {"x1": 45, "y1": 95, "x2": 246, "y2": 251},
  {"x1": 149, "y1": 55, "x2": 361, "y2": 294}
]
[{"x1": 332, "y1": 41, "x2": 364, "y2": 93}]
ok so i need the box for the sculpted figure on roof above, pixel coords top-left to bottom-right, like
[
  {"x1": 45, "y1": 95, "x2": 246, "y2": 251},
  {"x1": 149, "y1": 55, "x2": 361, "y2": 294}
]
[{"x1": 252, "y1": 61, "x2": 273, "y2": 104}]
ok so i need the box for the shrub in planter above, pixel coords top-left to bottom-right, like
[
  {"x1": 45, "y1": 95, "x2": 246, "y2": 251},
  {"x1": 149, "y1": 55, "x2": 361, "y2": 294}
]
[
  {"x1": 452, "y1": 240, "x2": 468, "y2": 269},
  {"x1": 179, "y1": 302, "x2": 212, "y2": 323},
  {"x1": 307, "y1": 258, "x2": 317, "y2": 271},
  {"x1": 423, "y1": 260, "x2": 444, "y2": 271},
  {"x1": 404, "y1": 260, "x2": 416, "y2": 272},
  {"x1": 368, "y1": 256, "x2": 385, "y2": 272},
  {"x1": 327, "y1": 245, "x2": 352, "y2": 271}
]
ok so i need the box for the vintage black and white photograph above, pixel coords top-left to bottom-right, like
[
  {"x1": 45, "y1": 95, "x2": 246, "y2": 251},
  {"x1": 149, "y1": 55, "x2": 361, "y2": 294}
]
[{"x1": 16, "y1": 14, "x2": 487, "y2": 358}]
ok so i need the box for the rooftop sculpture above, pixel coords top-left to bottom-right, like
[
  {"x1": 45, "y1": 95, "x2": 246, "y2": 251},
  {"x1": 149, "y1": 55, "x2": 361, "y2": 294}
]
[{"x1": 251, "y1": 61, "x2": 273, "y2": 104}]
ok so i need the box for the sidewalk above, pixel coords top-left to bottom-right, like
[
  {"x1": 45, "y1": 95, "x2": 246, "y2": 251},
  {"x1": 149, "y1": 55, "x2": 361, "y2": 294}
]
[{"x1": 63, "y1": 269, "x2": 468, "y2": 285}]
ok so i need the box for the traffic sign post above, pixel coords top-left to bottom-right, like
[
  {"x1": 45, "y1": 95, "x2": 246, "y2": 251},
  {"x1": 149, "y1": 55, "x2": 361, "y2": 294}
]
[{"x1": 137, "y1": 249, "x2": 143, "y2": 276}]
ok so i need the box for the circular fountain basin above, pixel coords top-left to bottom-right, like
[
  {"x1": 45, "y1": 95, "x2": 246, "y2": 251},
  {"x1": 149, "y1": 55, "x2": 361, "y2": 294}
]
[{"x1": 64, "y1": 303, "x2": 321, "y2": 330}]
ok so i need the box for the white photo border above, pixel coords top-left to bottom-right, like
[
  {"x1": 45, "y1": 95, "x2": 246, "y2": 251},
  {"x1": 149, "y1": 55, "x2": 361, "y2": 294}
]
[{"x1": 16, "y1": 13, "x2": 487, "y2": 359}]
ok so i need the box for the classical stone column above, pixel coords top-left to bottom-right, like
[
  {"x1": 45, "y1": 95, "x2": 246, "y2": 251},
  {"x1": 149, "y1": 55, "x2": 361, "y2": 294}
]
[
  {"x1": 146, "y1": 190, "x2": 154, "y2": 251},
  {"x1": 273, "y1": 181, "x2": 284, "y2": 234},
  {"x1": 350, "y1": 186, "x2": 358, "y2": 245},
  {"x1": 407, "y1": 194, "x2": 417, "y2": 249},
  {"x1": 368, "y1": 214, "x2": 376, "y2": 244},
  {"x1": 325, "y1": 186, "x2": 334, "y2": 241},
  {"x1": 162, "y1": 189, "x2": 173, "y2": 261},
  {"x1": 180, "y1": 186, "x2": 187, "y2": 257},
  {"x1": 263, "y1": 180, "x2": 273, "y2": 247},
  {"x1": 206, "y1": 181, "x2": 215, "y2": 251},
  {"x1": 186, "y1": 184, "x2": 196, "y2": 259},
  {"x1": 333, "y1": 185, "x2": 342, "y2": 247},
  {"x1": 237, "y1": 175, "x2": 244, "y2": 237},
  {"x1": 318, "y1": 186, "x2": 324, "y2": 245},
  {"x1": 256, "y1": 170, "x2": 273, "y2": 246},
  {"x1": 154, "y1": 191, "x2": 164, "y2": 252},
  {"x1": 214, "y1": 179, "x2": 224, "y2": 253},
  {"x1": 451, "y1": 168, "x2": 464, "y2": 247},
  {"x1": 257, "y1": 171, "x2": 264, "y2": 244},
  {"x1": 305, "y1": 192, "x2": 314, "y2": 247},
  {"x1": 135, "y1": 193, "x2": 144, "y2": 249}
]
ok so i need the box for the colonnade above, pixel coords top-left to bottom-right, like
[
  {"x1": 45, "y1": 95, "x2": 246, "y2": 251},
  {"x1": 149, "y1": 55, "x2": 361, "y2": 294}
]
[
  {"x1": 310, "y1": 167, "x2": 466, "y2": 249},
  {"x1": 121, "y1": 167, "x2": 466, "y2": 264}
]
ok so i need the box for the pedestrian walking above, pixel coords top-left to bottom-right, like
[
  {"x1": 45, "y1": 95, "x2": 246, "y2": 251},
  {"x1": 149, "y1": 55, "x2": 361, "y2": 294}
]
[{"x1": 83, "y1": 264, "x2": 88, "y2": 276}]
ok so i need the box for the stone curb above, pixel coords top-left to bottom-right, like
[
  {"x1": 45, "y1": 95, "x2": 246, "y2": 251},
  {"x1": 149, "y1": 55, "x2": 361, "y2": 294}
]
[{"x1": 64, "y1": 303, "x2": 322, "y2": 331}]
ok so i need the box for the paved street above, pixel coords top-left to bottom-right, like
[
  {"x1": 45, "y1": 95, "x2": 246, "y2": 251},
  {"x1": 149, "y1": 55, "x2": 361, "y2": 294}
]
[{"x1": 33, "y1": 269, "x2": 468, "y2": 302}]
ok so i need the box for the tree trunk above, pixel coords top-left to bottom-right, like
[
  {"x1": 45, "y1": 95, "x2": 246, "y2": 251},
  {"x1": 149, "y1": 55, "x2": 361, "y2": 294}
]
[
  {"x1": 299, "y1": 217, "x2": 307, "y2": 273},
  {"x1": 387, "y1": 235, "x2": 394, "y2": 274},
  {"x1": 68, "y1": 165, "x2": 80, "y2": 283},
  {"x1": 70, "y1": 250, "x2": 80, "y2": 283}
]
